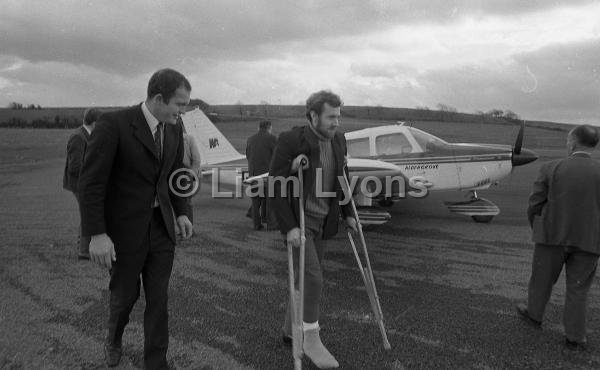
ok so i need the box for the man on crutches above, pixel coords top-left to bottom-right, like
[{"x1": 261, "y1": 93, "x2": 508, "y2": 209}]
[{"x1": 269, "y1": 90, "x2": 357, "y2": 369}]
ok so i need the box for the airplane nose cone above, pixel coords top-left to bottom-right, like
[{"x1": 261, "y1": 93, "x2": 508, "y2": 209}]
[{"x1": 512, "y1": 148, "x2": 538, "y2": 166}]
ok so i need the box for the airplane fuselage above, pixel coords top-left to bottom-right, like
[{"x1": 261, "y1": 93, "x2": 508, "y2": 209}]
[{"x1": 345, "y1": 125, "x2": 514, "y2": 198}]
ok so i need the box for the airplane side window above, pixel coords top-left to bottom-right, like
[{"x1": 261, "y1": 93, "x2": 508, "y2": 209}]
[
  {"x1": 347, "y1": 138, "x2": 370, "y2": 157},
  {"x1": 375, "y1": 134, "x2": 412, "y2": 156},
  {"x1": 409, "y1": 128, "x2": 448, "y2": 153}
]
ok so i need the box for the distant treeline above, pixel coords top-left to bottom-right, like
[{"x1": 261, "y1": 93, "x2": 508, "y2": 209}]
[
  {"x1": 7, "y1": 102, "x2": 43, "y2": 110},
  {"x1": 0, "y1": 107, "x2": 119, "y2": 128},
  {"x1": 0, "y1": 101, "x2": 569, "y2": 131},
  {"x1": 2, "y1": 115, "x2": 82, "y2": 128},
  {"x1": 205, "y1": 104, "x2": 523, "y2": 126}
]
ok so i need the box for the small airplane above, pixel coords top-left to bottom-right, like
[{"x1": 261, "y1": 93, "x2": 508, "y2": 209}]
[{"x1": 181, "y1": 107, "x2": 537, "y2": 225}]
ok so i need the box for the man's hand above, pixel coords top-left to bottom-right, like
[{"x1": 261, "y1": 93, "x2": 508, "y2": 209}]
[
  {"x1": 286, "y1": 227, "x2": 304, "y2": 248},
  {"x1": 345, "y1": 216, "x2": 358, "y2": 233},
  {"x1": 290, "y1": 154, "x2": 309, "y2": 174},
  {"x1": 176, "y1": 215, "x2": 193, "y2": 239},
  {"x1": 89, "y1": 233, "x2": 116, "y2": 269}
]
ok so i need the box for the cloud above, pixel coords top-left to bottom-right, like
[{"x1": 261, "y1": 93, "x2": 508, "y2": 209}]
[
  {"x1": 400, "y1": 39, "x2": 600, "y2": 124},
  {"x1": 0, "y1": 0, "x2": 598, "y2": 124},
  {"x1": 1, "y1": 0, "x2": 597, "y2": 75},
  {"x1": 0, "y1": 59, "x2": 146, "y2": 106}
]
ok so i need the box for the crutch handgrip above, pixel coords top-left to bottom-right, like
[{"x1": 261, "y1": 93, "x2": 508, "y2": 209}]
[{"x1": 291, "y1": 154, "x2": 309, "y2": 173}]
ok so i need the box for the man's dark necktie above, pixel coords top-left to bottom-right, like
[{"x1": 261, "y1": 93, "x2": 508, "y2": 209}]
[{"x1": 154, "y1": 122, "x2": 163, "y2": 161}]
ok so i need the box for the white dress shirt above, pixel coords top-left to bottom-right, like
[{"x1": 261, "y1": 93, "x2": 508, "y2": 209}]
[
  {"x1": 82, "y1": 124, "x2": 92, "y2": 136},
  {"x1": 141, "y1": 101, "x2": 163, "y2": 156}
]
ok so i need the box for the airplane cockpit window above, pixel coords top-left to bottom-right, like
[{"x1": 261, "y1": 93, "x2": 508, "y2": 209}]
[
  {"x1": 375, "y1": 133, "x2": 413, "y2": 155},
  {"x1": 347, "y1": 137, "x2": 370, "y2": 157},
  {"x1": 409, "y1": 128, "x2": 448, "y2": 152}
]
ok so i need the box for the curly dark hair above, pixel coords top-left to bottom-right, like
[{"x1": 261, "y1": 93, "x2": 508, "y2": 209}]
[{"x1": 305, "y1": 90, "x2": 342, "y2": 122}]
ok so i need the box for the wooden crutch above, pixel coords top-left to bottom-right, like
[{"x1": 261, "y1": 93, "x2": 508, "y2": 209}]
[
  {"x1": 342, "y1": 171, "x2": 391, "y2": 350},
  {"x1": 288, "y1": 155, "x2": 308, "y2": 369}
]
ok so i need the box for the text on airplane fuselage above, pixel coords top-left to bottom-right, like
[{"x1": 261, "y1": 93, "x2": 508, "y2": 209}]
[{"x1": 404, "y1": 164, "x2": 439, "y2": 170}]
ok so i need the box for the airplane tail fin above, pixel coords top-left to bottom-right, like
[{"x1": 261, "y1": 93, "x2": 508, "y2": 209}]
[{"x1": 180, "y1": 107, "x2": 245, "y2": 165}]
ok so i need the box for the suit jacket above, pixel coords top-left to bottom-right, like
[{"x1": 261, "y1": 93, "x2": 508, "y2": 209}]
[
  {"x1": 63, "y1": 126, "x2": 90, "y2": 193},
  {"x1": 269, "y1": 125, "x2": 354, "y2": 240},
  {"x1": 246, "y1": 130, "x2": 277, "y2": 176},
  {"x1": 528, "y1": 152, "x2": 600, "y2": 254},
  {"x1": 78, "y1": 104, "x2": 187, "y2": 252}
]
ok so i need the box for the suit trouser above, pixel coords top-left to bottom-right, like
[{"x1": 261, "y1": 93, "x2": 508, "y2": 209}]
[
  {"x1": 527, "y1": 243, "x2": 599, "y2": 342},
  {"x1": 284, "y1": 214, "x2": 327, "y2": 326},
  {"x1": 264, "y1": 196, "x2": 278, "y2": 229},
  {"x1": 73, "y1": 192, "x2": 91, "y2": 258},
  {"x1": 107, "y1": 207, "x2": 174, "y2": 370},
  {"x1": 251, "y1": 196, "x2": 267, "y2": 228}
]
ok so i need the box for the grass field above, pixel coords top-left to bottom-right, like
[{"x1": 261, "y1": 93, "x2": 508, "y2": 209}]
[{"x1": 2, "y1": 119, "x2": 600, "y2": 369}]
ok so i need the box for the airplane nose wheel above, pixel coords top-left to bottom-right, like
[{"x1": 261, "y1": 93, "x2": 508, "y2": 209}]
[
  {"x1": 444, "y1": 190, "x2": 499, "y2": 223},
  {"x1": 471, "y1": 215, "x2": 494, "y2": 223},
  {"x1": 468, "y1": 191, "x2": 494, "y2": 223},
  {"x1": 378, "y1": 198, "x2": 394, "y2": 207}
]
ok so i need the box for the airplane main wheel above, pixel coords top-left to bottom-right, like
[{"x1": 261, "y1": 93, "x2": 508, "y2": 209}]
[
  {"x1": 472, "y1": 215, "x2": 494, "y2": 223},
  {"x1": 378, "y1": 199, "x2": 394, "y2": 207}
]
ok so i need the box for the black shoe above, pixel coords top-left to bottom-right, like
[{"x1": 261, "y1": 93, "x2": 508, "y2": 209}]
[
  {"x1": 281, "y1": 329, "x2": 292, "y2": 346},
  {"x1": 104, "y1": 343, "x2": 122, "y2": 367},
  {"x1": 516, "y1": 303, "x2": 542, "y2": 328},
  {"x1": 254, "y1": 224, "x2": 265, "y2": 231},
  {"x1": 565, "y1": 338, "x2": 588, "y2": 351},
  {"x1": 77, "y1": 255, "x2": 90, "y2": 261}
]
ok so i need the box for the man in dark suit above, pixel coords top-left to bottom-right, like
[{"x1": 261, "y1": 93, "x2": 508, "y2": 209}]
[
  {"x1": 79, "y1": 68, "x2": 193, "y2": 368},
  {"x1": 517, "y1": 125, "x2": 600, "y2": 350},
  {"x1": 270, "y1": 90, "x2": 357, "y2": 368},
  {"x1": 63, "y1": 107, "x2": 102, "y2": 260},
  {"x1": 246, "y1": 120, "x2": 277, "y2": 230}
]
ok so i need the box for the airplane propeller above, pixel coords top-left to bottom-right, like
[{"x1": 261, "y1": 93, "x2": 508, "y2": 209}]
[
  {"x1": 514, "y1": 120, "x2": 524, "y2": 155},
  {"x1": 511, "y1": 120, "x2": 537, "y2": 167}
]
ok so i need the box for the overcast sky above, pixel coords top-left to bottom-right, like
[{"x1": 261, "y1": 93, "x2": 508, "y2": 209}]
[{"x1": 1, "y1": 0, "x2": 599, "y2": 124}]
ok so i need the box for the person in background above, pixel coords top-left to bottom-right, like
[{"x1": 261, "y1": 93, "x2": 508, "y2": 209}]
[
  {"x1": 62, "y1": 107, "x2": 102, "y2": 260},
  {"x1": 517, "y1": 125, "x2": 600, "y2": 351},
  {"x1": 246, "y1": 120, "x2": 277, "y2": 230}
]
